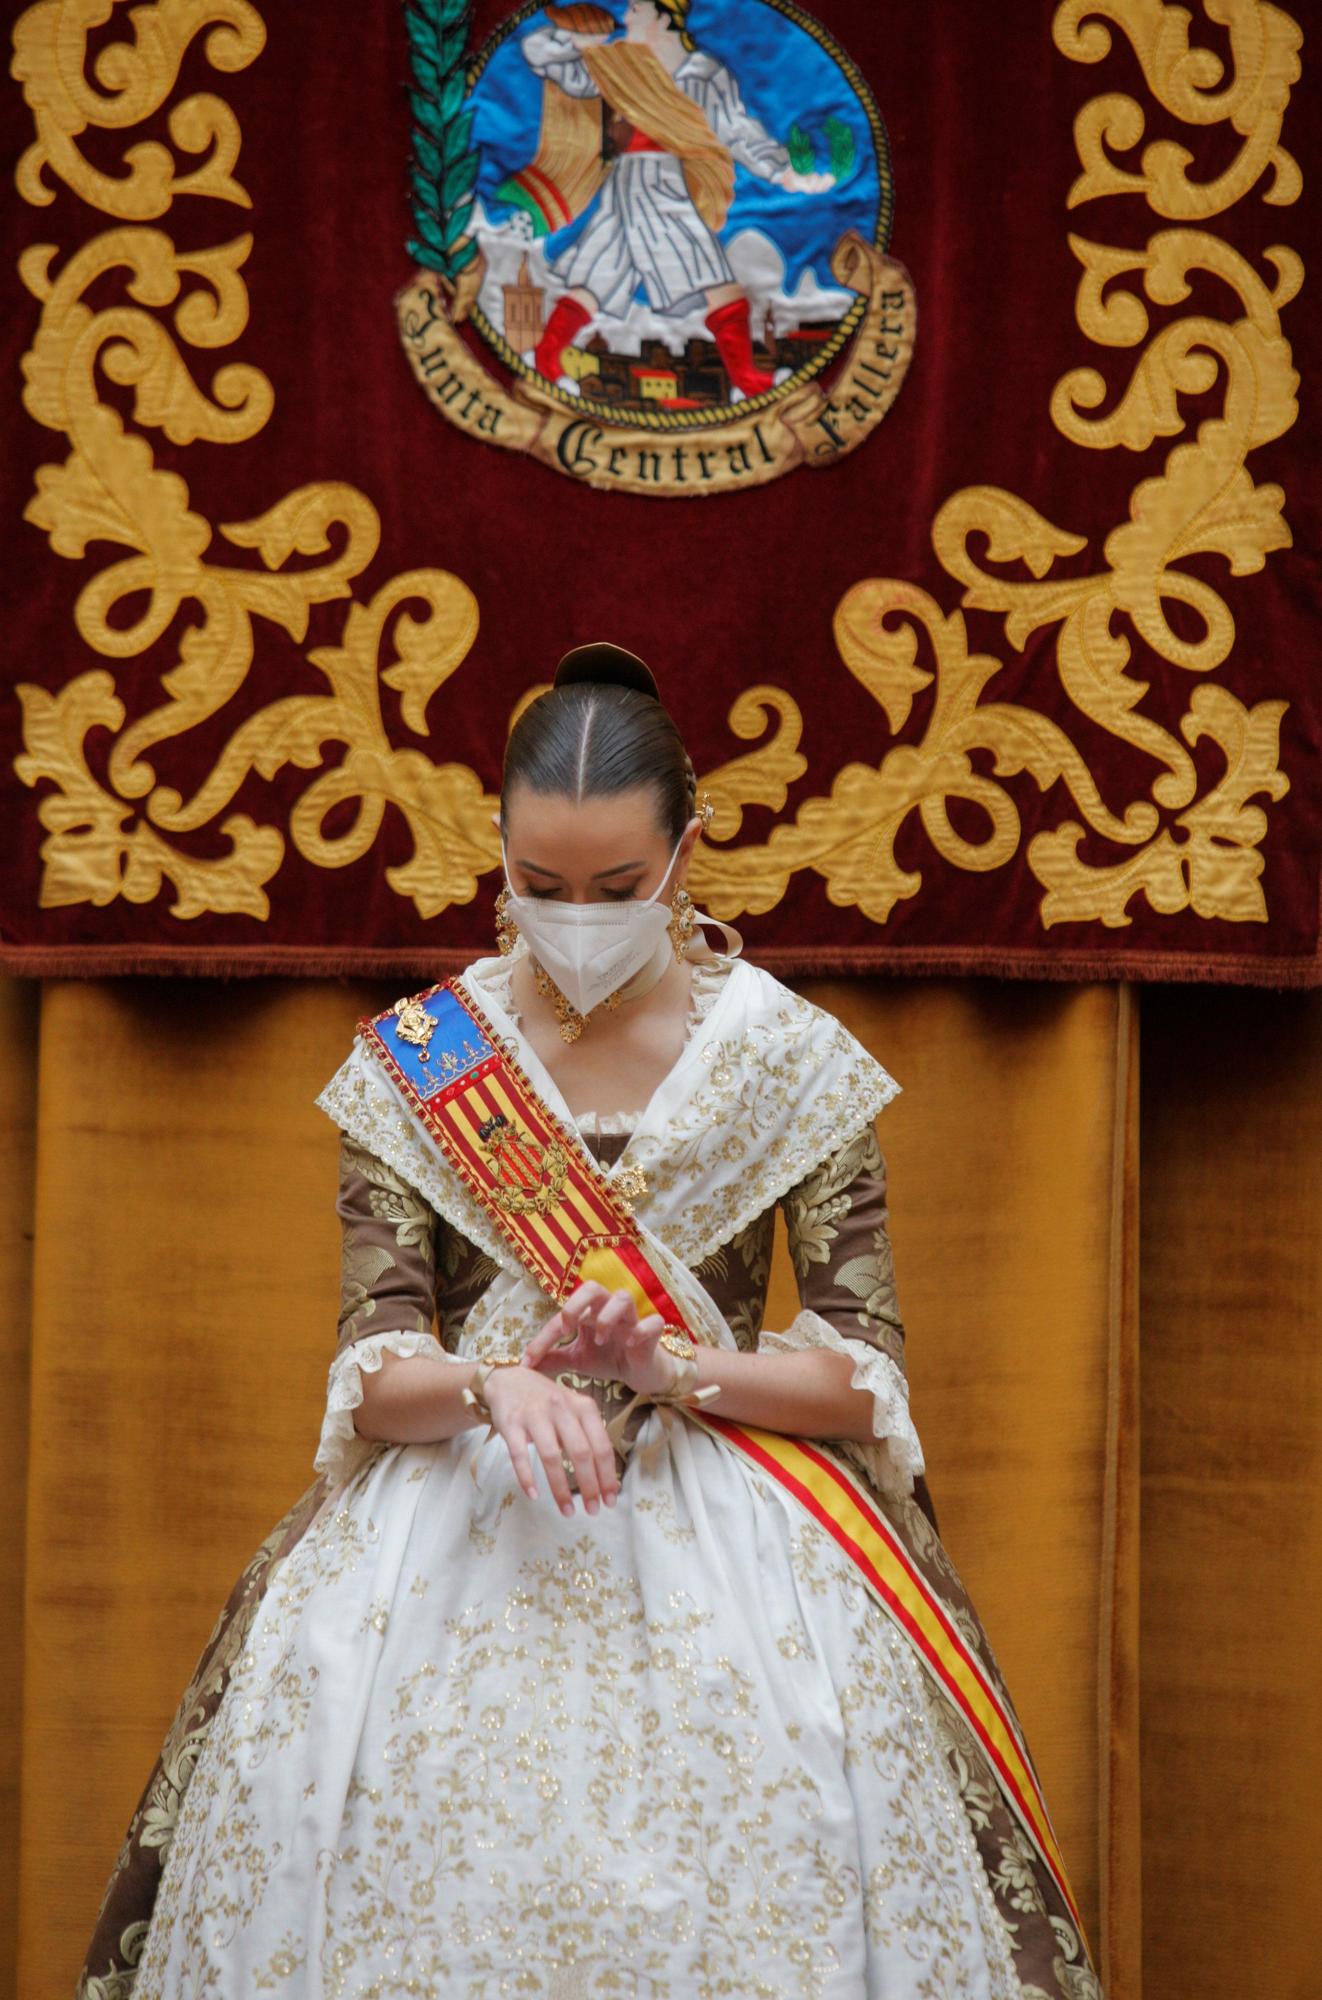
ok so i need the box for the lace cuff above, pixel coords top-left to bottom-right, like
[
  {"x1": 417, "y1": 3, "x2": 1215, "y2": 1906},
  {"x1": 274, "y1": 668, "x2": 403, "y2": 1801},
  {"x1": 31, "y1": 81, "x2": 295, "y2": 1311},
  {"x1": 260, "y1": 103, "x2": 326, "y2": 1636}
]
[
  {"x1": 314, "y1": 1329, "x2": 457, "y2": 1486},
  {"x1": 758, "y1": 1308, "x2": 925, "y2": 1500}
]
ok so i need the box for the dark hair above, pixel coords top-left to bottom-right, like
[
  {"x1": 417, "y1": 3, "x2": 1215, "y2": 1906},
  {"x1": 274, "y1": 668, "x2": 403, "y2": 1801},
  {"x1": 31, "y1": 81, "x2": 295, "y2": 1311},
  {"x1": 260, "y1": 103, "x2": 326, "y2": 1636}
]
[
  {"x1": 501, "y1": 682, "x2": 695, "y2": 841},
  {"x1": 649, "y1": 0, "x2": 696, "y2": 53}
]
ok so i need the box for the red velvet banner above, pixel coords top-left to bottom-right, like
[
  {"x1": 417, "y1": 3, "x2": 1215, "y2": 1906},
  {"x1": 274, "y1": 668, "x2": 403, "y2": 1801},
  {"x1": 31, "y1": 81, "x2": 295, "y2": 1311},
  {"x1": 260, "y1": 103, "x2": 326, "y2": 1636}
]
[{"x1": 2, "y1": 0, "x2": 1317, "y2": 982}]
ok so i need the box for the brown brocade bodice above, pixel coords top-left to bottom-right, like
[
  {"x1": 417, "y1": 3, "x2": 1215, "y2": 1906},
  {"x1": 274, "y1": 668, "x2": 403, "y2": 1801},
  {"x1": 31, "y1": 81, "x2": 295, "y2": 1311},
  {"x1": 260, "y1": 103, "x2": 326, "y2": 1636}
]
[{"x1": 332, "y1": 1113, "x2": 911, "y2": 1473}]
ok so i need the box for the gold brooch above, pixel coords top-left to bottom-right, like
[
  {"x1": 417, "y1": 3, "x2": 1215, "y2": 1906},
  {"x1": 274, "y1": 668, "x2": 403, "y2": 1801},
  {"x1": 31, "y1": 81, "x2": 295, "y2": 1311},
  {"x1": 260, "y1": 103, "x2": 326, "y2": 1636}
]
[
  {"x1": 392, "y1": 995, "x2": 437, "y2": 1059},
  {"x1": 614, "y1": 1164, "x2": 649, "y2": 1215}
]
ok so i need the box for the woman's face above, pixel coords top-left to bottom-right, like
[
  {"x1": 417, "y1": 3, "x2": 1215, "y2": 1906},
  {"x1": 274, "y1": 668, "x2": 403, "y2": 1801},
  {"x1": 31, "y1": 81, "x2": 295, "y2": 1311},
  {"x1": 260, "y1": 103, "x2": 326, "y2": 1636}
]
[{"x1": 502, "y1": 783, "x2": 698, "y2": 904}]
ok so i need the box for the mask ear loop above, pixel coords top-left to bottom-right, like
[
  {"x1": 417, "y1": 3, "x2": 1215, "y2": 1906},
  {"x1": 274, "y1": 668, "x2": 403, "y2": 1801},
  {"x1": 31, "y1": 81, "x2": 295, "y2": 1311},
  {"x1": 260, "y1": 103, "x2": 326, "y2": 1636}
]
[
  {"x1": 671, "y1": 816, "x2": 744, "y2": 960},
  {"x1": 637, "y1": 830, "x2": 689, "y2": 914},
  {"x1": 685, "y1": 911, "x2": 744, "y2": 960},
  {"x1": 684, "y1": 792, "x2": 743, "y2": 958}
]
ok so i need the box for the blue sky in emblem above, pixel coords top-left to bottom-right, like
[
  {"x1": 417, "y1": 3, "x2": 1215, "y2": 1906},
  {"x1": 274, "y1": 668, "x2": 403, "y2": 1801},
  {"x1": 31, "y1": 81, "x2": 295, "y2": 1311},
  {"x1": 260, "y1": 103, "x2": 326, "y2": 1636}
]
[{"x1": 469, "y1": 2, "x2": 885, "y2": 296}]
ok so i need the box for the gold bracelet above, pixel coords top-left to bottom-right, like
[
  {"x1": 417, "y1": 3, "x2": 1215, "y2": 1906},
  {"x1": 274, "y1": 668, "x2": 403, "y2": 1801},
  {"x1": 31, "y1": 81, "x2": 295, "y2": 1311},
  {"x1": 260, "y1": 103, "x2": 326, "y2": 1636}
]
[
  {"x1": 459, "y1": 1354, "x2": 523, "y2": 1427},
  {"x1": 648, "y1": 1334, "x2": 720, "y2": 1408}
]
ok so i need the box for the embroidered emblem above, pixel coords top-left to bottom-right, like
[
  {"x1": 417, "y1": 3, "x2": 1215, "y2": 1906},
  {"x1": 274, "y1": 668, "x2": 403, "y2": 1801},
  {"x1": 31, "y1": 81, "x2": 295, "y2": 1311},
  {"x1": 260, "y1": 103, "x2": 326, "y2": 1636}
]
[
  {"x1": 418, "y1": 1034, "x2": 487, "y2": 1085},
  {"x1": 397, "y1": 0, "x2": 914, "y2": 495},
  {"x1": 479, "y1": 1112, "x2": 571, "y2": 1215}
]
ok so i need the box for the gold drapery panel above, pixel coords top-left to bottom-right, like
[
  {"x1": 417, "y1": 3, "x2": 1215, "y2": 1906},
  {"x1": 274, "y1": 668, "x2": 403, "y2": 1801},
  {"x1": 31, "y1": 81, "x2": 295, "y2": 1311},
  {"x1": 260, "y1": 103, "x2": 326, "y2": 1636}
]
[
  {"x1": 11, "y1": 976, "x2": 1135, "y2": 1990},
  {"x1": 1138, "y1": 986, "x2": 1322, "y2": 1995},
  {"x1": 3, "y1": 974, "x2": 1319, "y2": 1996}
]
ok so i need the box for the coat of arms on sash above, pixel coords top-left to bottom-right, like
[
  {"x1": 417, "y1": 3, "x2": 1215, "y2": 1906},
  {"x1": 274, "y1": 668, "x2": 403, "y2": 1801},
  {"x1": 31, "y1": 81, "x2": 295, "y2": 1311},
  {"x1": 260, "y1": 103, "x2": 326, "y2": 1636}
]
[{"x1": 397, "y1": 0, "x2": 915, "y2": 495}]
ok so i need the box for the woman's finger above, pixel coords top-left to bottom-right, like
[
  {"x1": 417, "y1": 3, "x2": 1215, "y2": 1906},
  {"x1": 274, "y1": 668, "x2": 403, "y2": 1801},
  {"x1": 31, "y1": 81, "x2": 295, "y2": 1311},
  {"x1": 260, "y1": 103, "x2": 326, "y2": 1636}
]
[
  {"x1": 527, "y1": 1414, "x2": 577, "y2": 1515},
  {"x1": 624, "y1": 1310, "x2": 665, "y2": 1350},
  {"x1": 575, "y1": 1395, "x2": 620, "y2": 1505},
  {"x1": 560, "y1": 1284, "x2": 609, "y2": 1348},
  {"x1": 562, "y1": 1281, "x2": 609, "y2": 1328},
  {"x1": 524, "y1": 1310, "x2": 572, "y2": 1365},
  {"x1": 532, "y1": 1335, "x2": 586, "y2": 1373},
  {"x1": 554, "y1": 1410, "x2": 603, "y2": 1510},
  {"x1": 500, "y1": 1420, "x2": 540, "y2": 1502},
  {"x1": 585, "y1": 1292, "x2": 635, "y2": 1349},
  {"x1": 596, "y1": 1292, "x2": 635, "y2": 1335}
]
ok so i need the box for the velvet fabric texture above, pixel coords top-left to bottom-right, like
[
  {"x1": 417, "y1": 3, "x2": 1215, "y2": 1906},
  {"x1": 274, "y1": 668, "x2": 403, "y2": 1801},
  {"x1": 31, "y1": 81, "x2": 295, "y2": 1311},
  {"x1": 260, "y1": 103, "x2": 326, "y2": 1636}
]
[{"x1": 2, "y1": 0, "x2": 1317, "y2": 980}]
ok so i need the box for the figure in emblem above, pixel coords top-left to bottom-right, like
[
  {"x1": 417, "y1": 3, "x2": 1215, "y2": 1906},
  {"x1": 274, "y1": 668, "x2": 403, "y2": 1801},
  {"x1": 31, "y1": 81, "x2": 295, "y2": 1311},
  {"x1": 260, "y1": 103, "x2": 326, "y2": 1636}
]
[{"x1": 513, "y1": 0, "x2": 836, "y2": 399}]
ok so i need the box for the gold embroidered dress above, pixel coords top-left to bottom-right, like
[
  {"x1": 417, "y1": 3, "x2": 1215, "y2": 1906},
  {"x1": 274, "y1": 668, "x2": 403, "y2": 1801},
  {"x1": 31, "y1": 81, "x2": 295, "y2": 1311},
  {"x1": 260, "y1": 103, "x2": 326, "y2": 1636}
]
[{"x1": 80, "y1": 951, "x2": 1101, "y2": 2000}]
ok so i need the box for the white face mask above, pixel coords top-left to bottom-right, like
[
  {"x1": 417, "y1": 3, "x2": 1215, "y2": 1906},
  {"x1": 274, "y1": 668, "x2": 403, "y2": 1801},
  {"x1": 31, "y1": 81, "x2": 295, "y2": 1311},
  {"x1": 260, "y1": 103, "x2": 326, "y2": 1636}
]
[{"x1": 502, "y1": 833, "x2": 685, "y2": 1020}]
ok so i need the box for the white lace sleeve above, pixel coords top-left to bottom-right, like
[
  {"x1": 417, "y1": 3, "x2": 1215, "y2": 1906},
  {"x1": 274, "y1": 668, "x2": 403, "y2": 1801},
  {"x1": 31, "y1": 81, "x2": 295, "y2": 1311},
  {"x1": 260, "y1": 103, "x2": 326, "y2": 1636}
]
[
  {"x1": 315, "y1": 1330, "x2": 466, "y2": 1487},
  {"x1": 757, "y1": 1309, "x2": 925, "y2": 1501}
]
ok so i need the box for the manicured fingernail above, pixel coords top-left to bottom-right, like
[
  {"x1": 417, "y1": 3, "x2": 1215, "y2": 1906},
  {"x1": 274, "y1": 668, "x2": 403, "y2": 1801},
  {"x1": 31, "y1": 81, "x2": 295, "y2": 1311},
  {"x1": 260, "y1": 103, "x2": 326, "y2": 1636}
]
[
  {"x1": 560, "y1": 1501, "x2": 574, "y2": 1516},
  {"x1": 586, "y1": 1498, "x2": 599, "y2": 1514},
  {"x1": 604, "y1": 1490, "x2": 618, "y2": 1507}
]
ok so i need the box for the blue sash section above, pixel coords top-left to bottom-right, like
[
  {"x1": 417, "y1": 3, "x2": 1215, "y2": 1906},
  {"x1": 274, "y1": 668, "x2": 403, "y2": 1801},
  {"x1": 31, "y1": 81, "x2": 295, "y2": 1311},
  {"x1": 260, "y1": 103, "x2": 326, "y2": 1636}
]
[{"x1": 367, "y1": 984, "x2": 493, "y2": 1105}]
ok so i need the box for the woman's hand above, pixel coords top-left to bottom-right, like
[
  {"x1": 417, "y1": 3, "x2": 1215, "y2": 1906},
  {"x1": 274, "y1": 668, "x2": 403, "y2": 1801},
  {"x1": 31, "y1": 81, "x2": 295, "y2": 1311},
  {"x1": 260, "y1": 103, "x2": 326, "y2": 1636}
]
[
  {"x1": 482, "y1": 1364, "x2": 620, "y2": 1517},
  {"x1": 522, "y1": 1283, "x2": 679, "y2": 1397}
]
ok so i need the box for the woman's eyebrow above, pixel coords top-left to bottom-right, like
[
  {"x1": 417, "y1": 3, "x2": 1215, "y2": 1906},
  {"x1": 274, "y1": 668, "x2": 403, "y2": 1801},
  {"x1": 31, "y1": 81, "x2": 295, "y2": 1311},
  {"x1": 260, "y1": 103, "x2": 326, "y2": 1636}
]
[{"x1": 513, "y1": 858, "x2": 645, "y2": 880}]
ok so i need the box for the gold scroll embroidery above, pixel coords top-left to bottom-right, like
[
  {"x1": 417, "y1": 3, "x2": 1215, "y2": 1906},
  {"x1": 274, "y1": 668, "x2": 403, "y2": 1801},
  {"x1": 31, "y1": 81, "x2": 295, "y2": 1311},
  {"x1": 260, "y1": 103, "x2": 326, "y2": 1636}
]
[{"x1": 10, "y1": 2, "x2": 1303, "y2": 938}]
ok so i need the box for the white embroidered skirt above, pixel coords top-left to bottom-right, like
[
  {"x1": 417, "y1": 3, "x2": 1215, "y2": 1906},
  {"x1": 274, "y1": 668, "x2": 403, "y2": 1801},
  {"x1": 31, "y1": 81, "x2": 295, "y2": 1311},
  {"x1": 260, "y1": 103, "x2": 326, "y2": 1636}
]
[{"x1": 132, "y1": 1412, "x2": 1025, "y2": 1998}]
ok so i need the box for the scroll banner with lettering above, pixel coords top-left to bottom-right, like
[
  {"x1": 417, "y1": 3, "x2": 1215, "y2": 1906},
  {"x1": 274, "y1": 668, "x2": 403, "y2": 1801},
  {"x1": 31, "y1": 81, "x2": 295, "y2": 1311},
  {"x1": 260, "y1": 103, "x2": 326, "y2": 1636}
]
[{"x1": 2, "y1": 0, "x2": 1317, "y2": 983}]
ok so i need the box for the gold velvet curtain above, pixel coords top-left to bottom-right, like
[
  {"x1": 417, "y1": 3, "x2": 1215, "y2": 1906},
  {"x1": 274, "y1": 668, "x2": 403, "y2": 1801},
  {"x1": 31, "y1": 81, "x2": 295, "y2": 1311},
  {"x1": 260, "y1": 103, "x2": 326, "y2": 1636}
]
[{"x1": 3, "y1": 974, "x2": 1318, "y2": 1999}]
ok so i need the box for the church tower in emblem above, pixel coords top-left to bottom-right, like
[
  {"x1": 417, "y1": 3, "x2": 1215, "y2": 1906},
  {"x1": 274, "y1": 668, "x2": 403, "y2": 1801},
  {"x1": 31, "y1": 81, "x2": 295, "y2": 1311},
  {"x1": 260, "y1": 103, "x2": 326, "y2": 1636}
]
[{"x1": 502, "y1": 253, "x2": 545, "y2": 353}]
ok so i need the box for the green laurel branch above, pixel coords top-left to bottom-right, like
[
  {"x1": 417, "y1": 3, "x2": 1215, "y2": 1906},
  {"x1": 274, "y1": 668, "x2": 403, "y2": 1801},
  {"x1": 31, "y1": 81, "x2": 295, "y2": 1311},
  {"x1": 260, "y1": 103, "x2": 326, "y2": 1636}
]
[
  {"x1": 404, "y1": 0, "x2": 479, "y2": 278},
  {"x1": 787, "y1": 114, "x2": 856, "y2": 182}
]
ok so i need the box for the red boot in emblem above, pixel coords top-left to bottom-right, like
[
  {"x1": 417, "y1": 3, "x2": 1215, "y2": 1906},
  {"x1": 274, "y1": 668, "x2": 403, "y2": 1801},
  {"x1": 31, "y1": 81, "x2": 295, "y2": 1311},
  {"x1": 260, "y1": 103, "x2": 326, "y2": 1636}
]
[
  {"x1": 705, "y1": 295, "x2": 776, "y2": 399},
  {"x1": 534, "y1": 294, "x2": 592, "y2": 380}
]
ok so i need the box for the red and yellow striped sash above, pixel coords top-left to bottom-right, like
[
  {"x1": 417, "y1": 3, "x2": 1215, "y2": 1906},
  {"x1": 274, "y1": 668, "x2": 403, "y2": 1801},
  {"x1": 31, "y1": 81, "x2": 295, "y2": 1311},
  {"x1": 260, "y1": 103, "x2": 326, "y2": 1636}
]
[{"x1": 359, "y1": 977, "x2": 1085, "y2": 1939}]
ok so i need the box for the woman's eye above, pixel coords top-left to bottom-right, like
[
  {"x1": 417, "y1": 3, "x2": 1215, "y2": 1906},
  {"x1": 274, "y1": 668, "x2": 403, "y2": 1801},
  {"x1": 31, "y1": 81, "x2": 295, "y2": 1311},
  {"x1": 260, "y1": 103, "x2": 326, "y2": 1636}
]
[{"x1": 520, "y1": 883, "x2": 640, "y2": 901}]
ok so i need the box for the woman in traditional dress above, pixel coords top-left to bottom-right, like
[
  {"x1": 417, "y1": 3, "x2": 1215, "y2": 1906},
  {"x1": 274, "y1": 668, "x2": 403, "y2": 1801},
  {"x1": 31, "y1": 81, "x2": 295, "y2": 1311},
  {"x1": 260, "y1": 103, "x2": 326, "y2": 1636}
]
[{"x1": 78, "y1": 645, "x2": 1103, "y2": 1999}]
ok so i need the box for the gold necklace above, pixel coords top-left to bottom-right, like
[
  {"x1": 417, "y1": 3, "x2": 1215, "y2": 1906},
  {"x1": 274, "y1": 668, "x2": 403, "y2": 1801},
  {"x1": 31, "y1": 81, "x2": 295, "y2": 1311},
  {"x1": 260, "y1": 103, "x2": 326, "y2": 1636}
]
[
  {"x1": 531, "y1": 938, "x2": 684, "y2": 1043},
  {"x1": 495, "y1": 887, "x2": 689, "y2": 1044},
  {"x1": 530, "y1": 959, "x2": 621, "y2": 1044}
]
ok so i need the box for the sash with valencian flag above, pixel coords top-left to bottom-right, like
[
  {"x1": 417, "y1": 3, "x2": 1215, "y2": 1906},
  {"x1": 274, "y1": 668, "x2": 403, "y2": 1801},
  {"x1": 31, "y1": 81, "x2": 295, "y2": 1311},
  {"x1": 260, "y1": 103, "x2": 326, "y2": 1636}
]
[{"x1": 358, "y1": 977, "x2": 1087, "y2": 1943}]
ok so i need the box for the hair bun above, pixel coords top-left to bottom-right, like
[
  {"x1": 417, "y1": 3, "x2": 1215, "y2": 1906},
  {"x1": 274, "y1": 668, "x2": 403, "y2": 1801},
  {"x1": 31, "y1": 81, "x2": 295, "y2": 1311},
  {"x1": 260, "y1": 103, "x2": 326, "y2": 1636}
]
[{"x1": 553, "y1": 642, "x2": 661, "y2": 702}]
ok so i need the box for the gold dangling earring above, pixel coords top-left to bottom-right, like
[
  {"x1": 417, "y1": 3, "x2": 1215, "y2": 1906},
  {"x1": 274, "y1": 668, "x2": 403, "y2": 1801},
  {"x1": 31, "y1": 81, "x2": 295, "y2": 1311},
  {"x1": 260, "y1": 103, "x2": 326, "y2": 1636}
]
[
  {"x1": 494, "y1": 887, "x2": 519, "y2": 957},
  {"x1": 668, "y1": 884, "x2": 696, "y2": 963}
]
